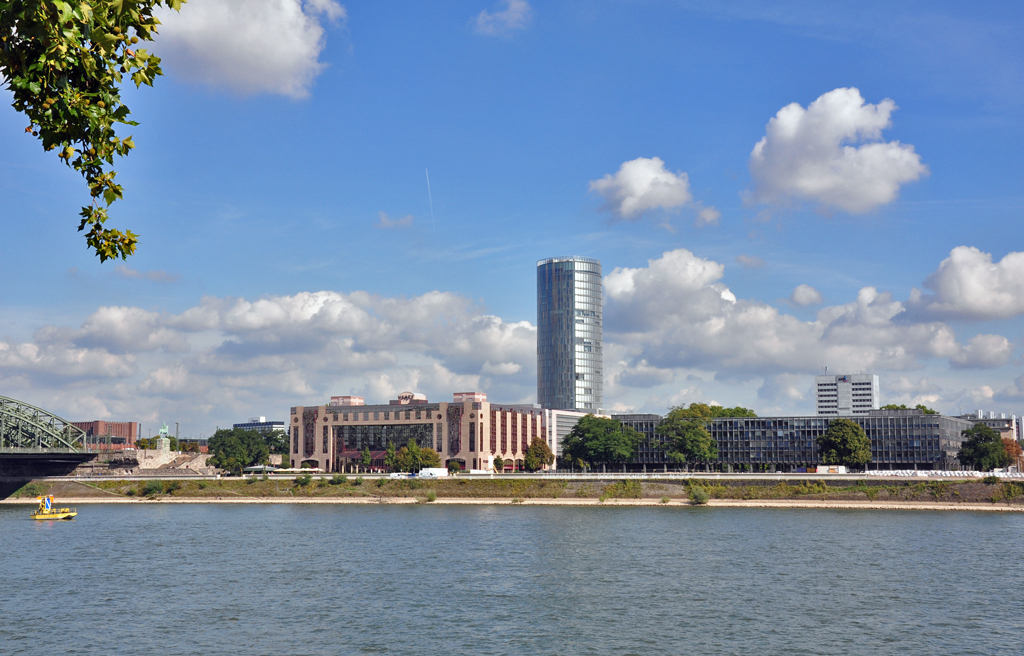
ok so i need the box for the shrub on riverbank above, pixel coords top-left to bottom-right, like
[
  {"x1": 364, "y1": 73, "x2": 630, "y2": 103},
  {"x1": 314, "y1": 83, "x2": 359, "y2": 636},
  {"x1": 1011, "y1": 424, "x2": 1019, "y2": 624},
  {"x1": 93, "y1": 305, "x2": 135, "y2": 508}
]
[
  {"x1": 12, "y1": 482, "x2": 49, "y2": 498},
  {"x1": 689, "y1": 487, "x2": 710, "y2": 505},
  {"x1": 600, "y1": 480, "x2": 642, "y2": 501}
]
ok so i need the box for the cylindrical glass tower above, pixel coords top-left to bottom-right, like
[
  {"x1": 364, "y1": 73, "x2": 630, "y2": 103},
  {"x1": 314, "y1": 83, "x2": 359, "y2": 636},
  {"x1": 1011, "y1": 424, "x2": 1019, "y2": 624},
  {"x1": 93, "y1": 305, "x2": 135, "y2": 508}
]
[{"x1": 536, "y1": 256, "x2": 602, "y2": 411}]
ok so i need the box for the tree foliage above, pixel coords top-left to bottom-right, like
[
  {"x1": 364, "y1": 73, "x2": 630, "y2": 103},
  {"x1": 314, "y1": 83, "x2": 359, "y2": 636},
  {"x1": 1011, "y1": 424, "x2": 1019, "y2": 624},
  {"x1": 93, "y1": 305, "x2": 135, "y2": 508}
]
[
  {"x1": 653, "y1": 404, "x2": 756, "y2": 468},
  {"x1": 492, "y1": 454, "x2": 504, "y2": 472},
  {"x1": 880, "y1": 404, "x2": 938, "y2": 415},
  {"x1": 958, "y1": 424, "x2": 1010, "y2": 471},
  {"x1": 523, "y1": 437, "x2": 555, "y2": 472},
  {"x1": 208, "y1": 428, "x2": 270, "y2": 475},
  {"x1": 560, "y1": 415, "x2": 643, "y2": 469},
  {"x1": 659, "y1": 405, "x2": 729, "y2": 468},
  {"x1": 263, "y1": 429, "x2": 289, "y2": 455},
  {"x1": 666, "y1": 402, "x2": 757, "y2": 419},
  {"x1": 663, "y1": 422, "x2": 718, "y2": 468},
  {"x1": 360, "y1": 445, "x2": 372, "y2": 468},
  {"x1": 816, "y1": 419, "x2": 871, "y2": 468},
  {"x1": 1003, "y1": 438, "x2": 1023, "y2": 469},
  {"x1": 0, "y1": 0, "x2": 185, "y2": 260},
  {"x1": 393, "y1": 440, "x2": 441, "y2": 473},
  {"x1": 384, "y1": 441, "x2": 397, "y2": 470}
]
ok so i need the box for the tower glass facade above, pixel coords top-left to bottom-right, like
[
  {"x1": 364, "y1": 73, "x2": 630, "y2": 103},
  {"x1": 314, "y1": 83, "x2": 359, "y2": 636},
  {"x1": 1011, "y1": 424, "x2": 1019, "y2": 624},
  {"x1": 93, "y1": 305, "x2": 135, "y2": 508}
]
[{"x1": 537, "y1": 256, "x2": 603, "y2": 411}]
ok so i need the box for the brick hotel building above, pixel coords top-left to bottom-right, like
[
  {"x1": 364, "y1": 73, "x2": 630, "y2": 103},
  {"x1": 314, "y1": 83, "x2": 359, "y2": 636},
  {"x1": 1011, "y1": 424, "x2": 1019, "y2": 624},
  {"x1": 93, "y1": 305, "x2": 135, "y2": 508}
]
[{"x1": 289, "y1": 392, "x2": 555, "y2": 473}]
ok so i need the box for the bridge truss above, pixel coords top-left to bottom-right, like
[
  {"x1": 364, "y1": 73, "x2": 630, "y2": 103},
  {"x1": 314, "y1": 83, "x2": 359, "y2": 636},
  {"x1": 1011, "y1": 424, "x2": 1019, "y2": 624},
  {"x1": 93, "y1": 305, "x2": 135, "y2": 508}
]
[{"x1": 0, "y1": 396, "x2": 85, "y2": 452}]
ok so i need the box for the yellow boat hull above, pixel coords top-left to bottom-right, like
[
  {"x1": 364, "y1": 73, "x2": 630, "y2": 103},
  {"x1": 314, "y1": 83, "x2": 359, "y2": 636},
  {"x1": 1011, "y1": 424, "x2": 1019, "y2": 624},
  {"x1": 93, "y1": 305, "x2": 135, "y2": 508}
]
[{"x1": 31, "y1": 510, "x2": 77, "y2": 520}]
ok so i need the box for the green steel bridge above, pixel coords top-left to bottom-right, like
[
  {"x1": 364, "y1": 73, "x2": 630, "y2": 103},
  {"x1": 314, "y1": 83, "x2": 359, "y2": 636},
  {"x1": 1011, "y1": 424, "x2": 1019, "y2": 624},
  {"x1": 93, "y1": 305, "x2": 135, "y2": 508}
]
[{"x1": 1, "y1": 396, "x2": 96, "y2": 477}]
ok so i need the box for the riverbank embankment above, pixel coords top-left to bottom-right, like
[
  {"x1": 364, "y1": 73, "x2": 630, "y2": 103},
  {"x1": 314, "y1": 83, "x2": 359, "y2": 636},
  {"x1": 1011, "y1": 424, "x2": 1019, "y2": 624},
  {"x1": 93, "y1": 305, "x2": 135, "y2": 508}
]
[{"x1": 4, "y1": 476, "x2": 1024, "y2": 511}]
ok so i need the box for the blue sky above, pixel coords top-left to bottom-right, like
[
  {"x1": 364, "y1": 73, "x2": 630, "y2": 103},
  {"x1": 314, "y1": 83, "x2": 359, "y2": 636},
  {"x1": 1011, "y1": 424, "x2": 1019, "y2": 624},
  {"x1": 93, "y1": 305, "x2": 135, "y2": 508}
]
[{"x1": 1, "y1": 0, "x2": 1022, "y2": 437}]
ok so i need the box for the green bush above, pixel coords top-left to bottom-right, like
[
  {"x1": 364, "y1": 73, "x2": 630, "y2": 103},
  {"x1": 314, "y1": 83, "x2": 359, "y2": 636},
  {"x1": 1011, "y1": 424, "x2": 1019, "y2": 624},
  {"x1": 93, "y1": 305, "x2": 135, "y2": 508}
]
[
  {"x1": 602, "y1": 480, "x2": 642, "y2": 499},
  {"x1": 143, "y1": 480, "x2": 163, "y2": 496},
  {"x1": 125, "y1": 488, "x2": 135, "y2": 496},
  {"x1": 163, "y1": 480, "x2": 181, "y2": 493},
  {"x1": 198, "y1": 481, "x2": 208, "y2": 490},
  {"x1": 1000, "y1": 481, "x2": 1024, "y2": 501},
  {"x1": 660, "y1": 496, "x2": 670, "y2": 504},
  {"x1": 425, "y1": 490, "x2": 437, "y2": 503},
  {"x1": 353, "y1": 477, "x2": 364, "y2": 486},
  {"x1": 294, "y1": 474, "x2": 313, "y2": 486},
  {"x1": 794, "y1": 480, "x2": 830, "y2": 496},
  {"x1": 689, "y1": 487, "x2": 710, "y2": 505},
  {"x1": 329, "y1": 474, "x2": 348, "y2": 486},
  {"x1": 375, "y1": 477, "x2": 387, "y2": 488},
  {"x1": 246, "y1": 477, "x2": 257, "y2": 485},
  {"x1": 982, "y1": 475, "x2": 1000, "y2": 485},
  {"x1": 16, "y1": 482, "x2": 47, "y2": 498},
  {"x1": 927, "y1": 482, "x2": 950, "y2": 499}
]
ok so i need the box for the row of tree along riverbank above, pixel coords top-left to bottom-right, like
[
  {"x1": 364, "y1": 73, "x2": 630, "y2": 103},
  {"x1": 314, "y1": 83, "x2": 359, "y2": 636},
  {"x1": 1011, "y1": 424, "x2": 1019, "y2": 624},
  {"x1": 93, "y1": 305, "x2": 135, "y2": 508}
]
[{"x1": 7, "y1": 476, "x2": 1024, "y2": 507}]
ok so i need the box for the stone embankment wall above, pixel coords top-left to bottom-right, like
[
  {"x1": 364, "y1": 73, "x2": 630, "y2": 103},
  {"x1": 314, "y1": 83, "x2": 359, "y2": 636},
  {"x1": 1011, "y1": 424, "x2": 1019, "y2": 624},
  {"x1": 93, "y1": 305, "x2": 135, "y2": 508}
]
[{"x1": 73, "y1": 451, "x2": 218, "y2": 476}]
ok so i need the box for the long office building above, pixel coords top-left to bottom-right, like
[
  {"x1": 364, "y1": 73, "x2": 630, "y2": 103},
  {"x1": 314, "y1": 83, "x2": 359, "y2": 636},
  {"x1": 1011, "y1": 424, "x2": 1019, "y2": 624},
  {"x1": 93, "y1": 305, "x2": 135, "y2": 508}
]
[
  {"x1": 537, "y1": 256, "x2": 603, "y2": 412},
  {"x1": 289, "y1": 392, "x2": 548, "y2": 473},
  {"x1": 815, "y1": 373, "x2": 880, "y2": 416},
  {"x1": 615, "y1": 408, "x2": 973, "y2": 471},
  {"x1": 232, "y1": 416, "x2": 287, "y2": 435}
]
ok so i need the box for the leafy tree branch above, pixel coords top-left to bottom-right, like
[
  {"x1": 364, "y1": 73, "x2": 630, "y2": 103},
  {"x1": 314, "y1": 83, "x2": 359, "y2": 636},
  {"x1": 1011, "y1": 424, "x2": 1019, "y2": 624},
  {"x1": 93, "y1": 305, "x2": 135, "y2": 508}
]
[{"x1": 1, "y1": 0, "x2": 185, "y2": 261}]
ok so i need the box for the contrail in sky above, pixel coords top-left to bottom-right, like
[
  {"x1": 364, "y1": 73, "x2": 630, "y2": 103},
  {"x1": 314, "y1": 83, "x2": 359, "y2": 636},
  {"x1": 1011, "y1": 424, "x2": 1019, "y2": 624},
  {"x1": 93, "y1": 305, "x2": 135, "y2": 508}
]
[{"x1": 425, "y1": 168, "x2": 436, "y2": 234}]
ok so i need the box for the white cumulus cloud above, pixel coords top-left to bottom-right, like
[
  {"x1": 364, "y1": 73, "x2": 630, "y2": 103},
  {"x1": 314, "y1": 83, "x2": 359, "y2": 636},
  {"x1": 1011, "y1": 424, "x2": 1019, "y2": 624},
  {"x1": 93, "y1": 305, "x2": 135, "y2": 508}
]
[
  {"x1": 604, "y1": 249, "x2": 1011, "y2": 378},
  {"x1": 908, "y1": 246, "x2": 1024, "y2": 320},
  {"x1": 791, "y1": 284, "x2": 823, "y2": 306},
  {"x1": 614, "y1": 359, "x2": 676, "y2": 388},
  {"x1": 474, "y1": 0, "x2": 533, "y2": 36},
  {"x1": 0, "y1": 289, "x2": 537, "y2": 430},
  {"x1": 6, "y1": 248, "x2": 1022, "y2": 430},
  {"x1": 749, "y1": 87, "x2": 928, "y2": 213},
  {"x1": 590, "y1": 157, "x2": 693, "y2": 220},
  {"x1": 950, "y1": 334, "x2": 1013, "y2": 369},
  {"x1": 155, "y1": 0, "x2": 346, "y2": 98}
]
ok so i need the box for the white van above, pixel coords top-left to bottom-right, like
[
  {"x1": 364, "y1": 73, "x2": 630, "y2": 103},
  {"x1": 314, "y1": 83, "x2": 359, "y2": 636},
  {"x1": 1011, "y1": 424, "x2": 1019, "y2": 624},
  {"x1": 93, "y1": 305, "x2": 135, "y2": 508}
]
[{"x1": 418, "y1": 468, "x2": 449, "y2": 478}]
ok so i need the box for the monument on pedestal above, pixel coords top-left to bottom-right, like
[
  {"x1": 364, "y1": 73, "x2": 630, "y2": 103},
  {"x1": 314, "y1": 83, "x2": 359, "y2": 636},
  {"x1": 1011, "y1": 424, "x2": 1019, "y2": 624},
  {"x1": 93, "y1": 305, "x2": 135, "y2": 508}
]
[{"x1": 155, "y1": 423, "x2": 171, "y2": 453}]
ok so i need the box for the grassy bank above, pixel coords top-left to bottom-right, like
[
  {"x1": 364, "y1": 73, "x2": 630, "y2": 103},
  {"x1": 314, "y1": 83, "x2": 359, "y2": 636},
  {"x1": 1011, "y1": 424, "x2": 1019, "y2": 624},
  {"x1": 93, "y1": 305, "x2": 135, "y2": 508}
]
[{"x1": 5, "y1": 477, "x2": 1024, "y2": 506}]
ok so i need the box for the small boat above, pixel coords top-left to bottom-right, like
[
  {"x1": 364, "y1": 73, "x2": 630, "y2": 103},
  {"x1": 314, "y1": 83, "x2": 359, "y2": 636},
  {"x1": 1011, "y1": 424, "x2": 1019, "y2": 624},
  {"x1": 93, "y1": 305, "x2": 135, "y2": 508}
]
[{"x1": 30, "y1": 495, "x2": 77, "y2": 521}]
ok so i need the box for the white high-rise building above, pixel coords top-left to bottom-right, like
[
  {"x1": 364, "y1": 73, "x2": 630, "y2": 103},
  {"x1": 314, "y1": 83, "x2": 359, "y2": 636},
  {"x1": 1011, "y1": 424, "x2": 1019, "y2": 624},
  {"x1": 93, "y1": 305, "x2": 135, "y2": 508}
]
[
  {"x1": 815, "y1": 374, "x2": 880, "y2": 416},
  {"x1": 537, "y1": 256, "x2": 603, "y2": 412}
]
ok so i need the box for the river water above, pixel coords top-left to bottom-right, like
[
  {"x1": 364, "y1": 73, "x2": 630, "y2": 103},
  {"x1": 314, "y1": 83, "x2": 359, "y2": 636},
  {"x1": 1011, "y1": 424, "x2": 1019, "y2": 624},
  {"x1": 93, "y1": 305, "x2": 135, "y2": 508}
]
[{"x1": 1, "y1": 504, "x2": 1021, "y2": 655}]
